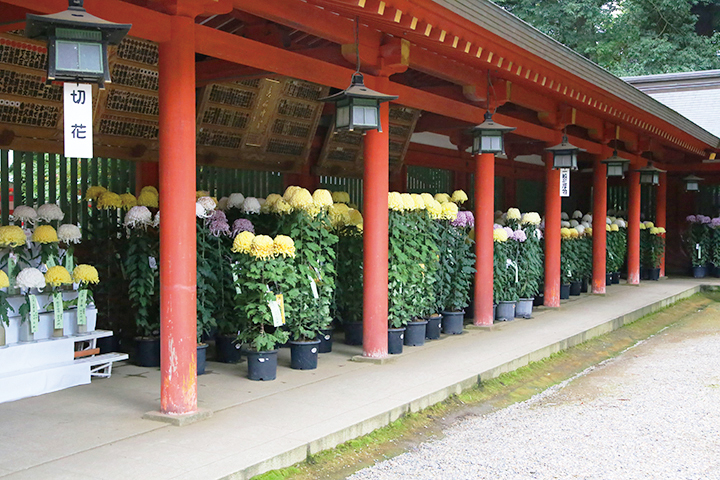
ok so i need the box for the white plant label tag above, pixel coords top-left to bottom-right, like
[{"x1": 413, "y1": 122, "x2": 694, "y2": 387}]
[
  {"x1": 308, "y1": 275, "x2": 319, "y2": 299},
  {"x1": 29, "y1": 294, "x2": 39, "y2": 333},
  {"x1": 77, "y1": 289, "x2": 88, "y2": 326},
  {"x1": 148, "y1": 257, "x2": 157, "y2": 270},
  {"x1": 53, "y1": 292, "x2": 63, "y2": 329},
  {"x1": 269, "y1": 298, "x2": 283, "y2": 327}
]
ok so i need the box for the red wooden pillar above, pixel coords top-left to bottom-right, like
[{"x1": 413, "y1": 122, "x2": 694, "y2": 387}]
[
  {"x1": 544, "y1": 151, "x2": 561, "y2": 307},
  {"x1": 362, "y1": 89, "x2": 390, "y2": 358},
  {"x1": 592, "y1": 156, "x2": 607, "y2": 294},
  {"x1": 474, "y1": 153, "x2": 494, "y2": 326},
  {"x1": 627, "y1": 168, "x2": 641, "y2": 285},
  {"x1": 656, "y1": 172, "x2": 667, "y2": 277},
  {"x1": 135, "y1": 161, "x2": 159, "y2": 195},
  {"x1": 158, "y1": 15, "x2": 197, "y2": 415}
]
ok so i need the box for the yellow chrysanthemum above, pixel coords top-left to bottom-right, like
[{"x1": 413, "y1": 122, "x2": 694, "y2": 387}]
[
  {"x1": 560, "y1": 227, "x2": 572, "y2": 239},
  {"x1": 97, "y1": 191, "x2": 122, "y2": 209},
  {"x1": 355, "y1": 223, "x2": 363, "y2": 232},
  {"x1": 232, "y1": 231, "x2": 255, "y2": 254},
  {"x1": 141, "y1": 186, "x2": 158, "y2": 196},
  {"x1": 0, "y1": 270, "x2": 8, "y2": 288},
  {"x1": 283, "y1": 186, "x2": 302, "y2": 202},
  {"x1": 329, "y1": 203, "x2": 351, "y2": 226},
  {"x1": 401, "y1": 193, "x2": 416, "y2": 211},
  {"x1": 120, "y1": 193, "x2": 137, "y2": 210},
  {"x1": 273, "y1": 235, "x2": 296, "y2": 258},
  {"x1": 250, "y1": 235, "x2": 275, "y2": 260},
  {"x1": 0, "y1": 225, "x2": 27, "y2": 247},
  {"x1": 610, "y1": 224, "x2": 619, "y2": 232},
  {"x1": 289, "y1": 188, "x2": 313, "y2": 210},
  {"x1": 388, "y1": 192, "x2": 404, "y2": 211},
  {"x1": 658, "y1": 227, "x2": 666, "y2": 234},
  {"x1": 521, "y1": 212, "x2": 541, "y2": 225},
  {"x1": 45, "y1": 265, "x2": 72, "y2": 287},
  {"x1": 586, "y1": 227, "x2": 593, "y2": 236},
  {"x1": 137, "y1": 190, "x2": 159, "y2": 208},
  {"x1": 272, "y1": 198, "x2": 293, "y2": 214},
  {"x1": 304, "y1": 203, "x2": 323, "y2": 217},
  {"x1": 650, "y1": 227, "x2": 660, "y2": 235},
  {"x1": 434, "y1": 193, "x2": 451, "y2": 204},
  {"x1": 569, "y1": 228, "x2": 579, "y2": 238},
  {"x1": 32, "y1": 225, "x2": 59, "y2": 244},
  {"x1": 332, "y1": 191, "x2": 350, "y2": 204},
  {"x1": 493, "y1": 228, "x2": 508, "y2": 242},
  {"x1": 420, "y1": 193, "x2": 435, "y2": 208},
  {"x1": 73, "y1": 264, "x2": 99, "y2": 284},
  {"x1": 507, "y1": 208, "x2": 521, "y2": 220},
  {"x1": 606, "y1": 224, "x2": 612, "y2": 232},
  {"x1": 451, "y1": 190, "x2": 468, "y2": 204},
  {"x1": 427, "y1": 199, "x2": 443, "y2": 219},
  {"x1": 639, "y1": 223, "x2": 646, "y2": 230},
  {"x1": 348, "y1": 209, "x2": 363, "y2": 226},
  {"x1": 441, "y1": 202, "x2": 459, "y2": 221},
  {"x1": 411, "y1": 194, "x2": 426, "y2": 211},
  {"x1": 85, "y1": 186, "x2": 107, "y2": 201},
  {"x1": 644, "y1": 221, "x2": 654, "y2": 228},
  {"x1": 196, "y1": 190, "x2": 209, "y2": 199},
  {"x1": 312, "y1": 189, "x2": 333, "y2": 208},
  {"x1": 265, "y1": 193, "x2": 282, "y2": 208}
]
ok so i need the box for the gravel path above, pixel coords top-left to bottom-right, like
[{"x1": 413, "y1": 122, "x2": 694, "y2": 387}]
[{"x1": 349, "y1": 312, "x2": 720, "y2": 480}]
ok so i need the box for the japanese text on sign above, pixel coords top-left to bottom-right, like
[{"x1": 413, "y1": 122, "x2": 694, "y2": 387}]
[
  {"x1": 63, "y1": 83, "x2": 93, "y2": 159},
  {"x1": 559, "y1": 168, "x2": 570, "y2": 197}
]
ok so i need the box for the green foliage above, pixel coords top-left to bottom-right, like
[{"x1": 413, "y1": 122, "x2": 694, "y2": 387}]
[
  {"x1": 0, "y1": 290, "x2": 14, "y2": 326},
  {"x1": 685, "y1": 222, "x2": 711, "y2": 267},
  {"x1": 606, "y1": 229, "x2": 628, "y2": 273},
  {"x1": 493, "y1": 240, "x2": 518, "y2": 302},
  {"x1": 712, "y1": 229, "x2": 720, "y2": 267},
  {"x1": 234, "y1": 253, "x2": 295, "y2": 352},
  {"x1": 411, "y1": 211, "x2": 441, "y2": 316},
  {"x1": 278, "y1": 210, "x2": 338, "y2": 341},
  {"x1": 388, "y1": 210, "x2": 416, "y2": 327},
  {"x1": 334, "y1": 226, "x2": 363, "y2": 324},
  {"x1": 494, "y1": 0, "x2": 720, "y2": 76},
  {"x1": 123, "y1": 228, "x2": 159, "y2": 337},
  {"x1": 576, "y1": 236, "x2": 593, "y2": 280},
  {"x1": 560, "y1": 237, "x2": 579, "y2": 284},
  {"x1": 196, "y1": 222, "x2": 219, "y2": 343}
]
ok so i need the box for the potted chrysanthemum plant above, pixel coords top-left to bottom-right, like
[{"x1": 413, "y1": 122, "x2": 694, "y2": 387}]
[
  {"x1": 43, "y1": 266, "x2": 73, "y2": 337},
  {"x1": 685, "y1": 215, "x2": 711, "y2": 277},
  {"x1": 71, "y1": 264, "x2": 99, "y2": 333},
  {"x1": 123, "y1": 206, "x2": 160, "y2": 367},
  {"x1": 57, "y1": 224, "x2": 82, "y2": 272},
  {"x1": 32, "y1": 225, "x2": 60, "y2": 268},
  {"x1": 16, "y1": 267, "x2": 46, "y2": 342},
  {"x1": 0, "y1": 270, "x2": 14, "y2": 346},
  {"x1": 387, "y1": 192, "x2": 416, "y2": 352},
  {"x1": 0, "y1": 224, "x2": 31, "y2": 291},
  {"x1": 494, "y1": 221, "x2": 521, "y2": 320},
  {"x1": 232, "y1": 231, "x2": 297, "y2": 380},
  {"x1": 647, "y1": 226, "x2": 666, "y2": 280},
  {"x1": 515, "y1": 212, "x2": 543, "y2": 318}
]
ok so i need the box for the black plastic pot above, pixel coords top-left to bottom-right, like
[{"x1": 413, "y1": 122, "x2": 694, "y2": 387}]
[
  {"x1": 290, "y1": 339, "x2": 321, "y2": 370},
  {"x1": 388, "y1": 328, "x2": 405, "y2": 354},
  {"x1": 714, "y1": 265, "x2": 720, "y2": 278},
  {"x1": 344, "y1": 321, "x2": 363, "y2": 345},
  {"x1": 216, "y1": 333, "x2": 242, "y2": 363},
  {"x1": 605, "y1": 273, "x2": 613, "y2": 285},
  {"x1": 569, "y1": 281, "x2": 582, "y2": 296},
  {"x1": 648, "y1": 267, "x2": 661, "y2": 281},
  {"x1": 533, "y1": 295, "x2": 544, "y2": 307},
  {"x1": 515, "y1": 298, "x2": 533, "y2": 318},
  {"x1": 246, "y1": 350, "x2": 278, "y2": 381},
  {"x1": 318, "y1": 328, "x2": 333, "y2": 353},
  {"x1": 495, "y1": 301, "x2": 515, "y2": 321},
  {"x1": 425, "y1": 315, "x2": 442, "y2": 340},
  {"x1": 404, "y1": 320, "x2": 427, "y2": 346},
  {"x1": 692, "y1": 265, "x2": 707, "y2": 278},
  {"x1": 441, "y1": 310, "x2": 464, "y2": 335},
  {"x1": 560, "y1": 284, "x2": 570, "y2": 300},
  {"x1": 197, "y1": 343, "x2": 208, "y2": 375},
  {"x1": 580, "y1": 277, "x2": 588, "y2": 293},
  {"x1": 611, "y1": 272, "x2": 621, "y2": 284},
  {"x1": 134, "y1": 337, "x2": 160, "y2": 367}
]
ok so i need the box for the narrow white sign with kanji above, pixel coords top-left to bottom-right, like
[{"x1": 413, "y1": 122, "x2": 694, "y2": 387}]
[
  {"x1": 559, "y1": 168, "x2": 570, "y2": 197},
  {"x1": 63, "y1": 83, "x2": 93, "y2": 159}
]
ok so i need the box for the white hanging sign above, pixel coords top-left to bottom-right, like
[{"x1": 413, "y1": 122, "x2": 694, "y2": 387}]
[
  {"x1": 559, "y1": 168, "x2": 570, "y2": 197},
  {"x1": 63, "y1": 83, "x2": 93, "y2": 159}
]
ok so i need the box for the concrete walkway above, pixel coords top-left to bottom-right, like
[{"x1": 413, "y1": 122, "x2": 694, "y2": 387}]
[{"x1": 0, "y1": 278, "x2": 717, "y2": 480}]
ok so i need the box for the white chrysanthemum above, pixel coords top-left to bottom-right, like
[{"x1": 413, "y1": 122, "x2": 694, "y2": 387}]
[
  {"x1": 572, "y1": 210, "x2": 583, "y2": 219},
  {"x1": 582, "y1": 214, "x2": 592, "y2": 223},
  {"x1": 196, "y1": 202, "x2": 209, "y2": 218},
  {"x1": 242, "y1": 197, "x2": 261, "y2": 214},
  {"x1": 258, "y1": 197, "x2": 266, "y2": 206},
  {"x1": 153, "y1": 211, "x2": 160, "y2": 228},
  {"x1": 16, "y1": 267, "x2": 46, "y2": 290},
  {"x1": 615, "y1": 219, "x2": 627, "y2": 228},
  {"x1": 520, "y1": 212, "x2": 541, "y2": 225},
  {"x1": 581, "y1": 221, "x2": 591, "y2": 229},
  {"x1": 124, "y1": 206, "x2": 153, "y2": 227},
  {"x1": 561, "y1": 212, "x2": 569, "y2": 220},
  {"x1": 217, "y1": 197, "x2": 229, "y2": 211},
  {"x1": 197, "y1": 196, "x2": 216, "y2": 213},
  {"x1": 561, "y1": 220, "x2": 571, "y2": 228},
  {"x1": 37, "y1": 204, "x2": 65, "y2": 222},
  {"x1": 57, "y1": 224, "x2": 81, "y2": 244},
  {"x1": 227, "y1": 193, "x2": 245, "y2": 209},
  {"x1": 570, "y1": 220, "x2": 579, "y2": 227},
  {"x1": 608, "y1": 216, "x2": 616, "y2": 223},
  {"x1": 606, "y1": 217, "x2": 612, "y2": 224},
  {"x1": 12, "y1": 206, "x2": 37, "y2": 224},
  {"x1": 575, "y1": 225, "x2": 585, "y2": 235}
]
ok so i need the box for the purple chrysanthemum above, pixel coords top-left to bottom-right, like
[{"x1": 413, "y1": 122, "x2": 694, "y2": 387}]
[
  {"x1": 712, "y1": 217, "x2": 720, "y2": 228},
  {"x1": 232, "y1": 218, "x2": 255, "y2": 235},
  {"x1": 512, "y1": 229, "x2": 527, "y2": 242},
  {"x1": 207, "y1": 210, "x2": 231, "y2": 237},
  {"x1": 451, "y1": 210, "x2": 475, "y2": 228},
  {"x1": 686, "y1": 215, "x2": 697, "y2": 223},
  {"x1": 503, "y1": 226, "x2": 514, "y2": 238},
  {"x1": 493, "y1": 223, "x2": 502, "y2": 230},
  {"x1": 699, "y1": 215, "x2": 712, "y2": 224}
]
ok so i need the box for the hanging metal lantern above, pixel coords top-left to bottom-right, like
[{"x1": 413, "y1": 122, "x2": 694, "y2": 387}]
[
  {"x1": 637, "y1": 163, "x2": 665, "y2": 185},
  {"x1": 545, "y1": 135, "x2": 584, "y2": 170},
  {"x1": 601, "y1": 150, "x2": 631, "y2": 178},
  {"x1": 469, "y1": 111, "x2": 516, "y2": 155},
  {"x1": 320, "y1": 73, "x2": 398, "y2": 133},
  {"x1": 683, "y1": 174, "x2": 703, "y2": 192},
  {"x1": 25, "y1": 0, "x2": 131, "y2": 87}
]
